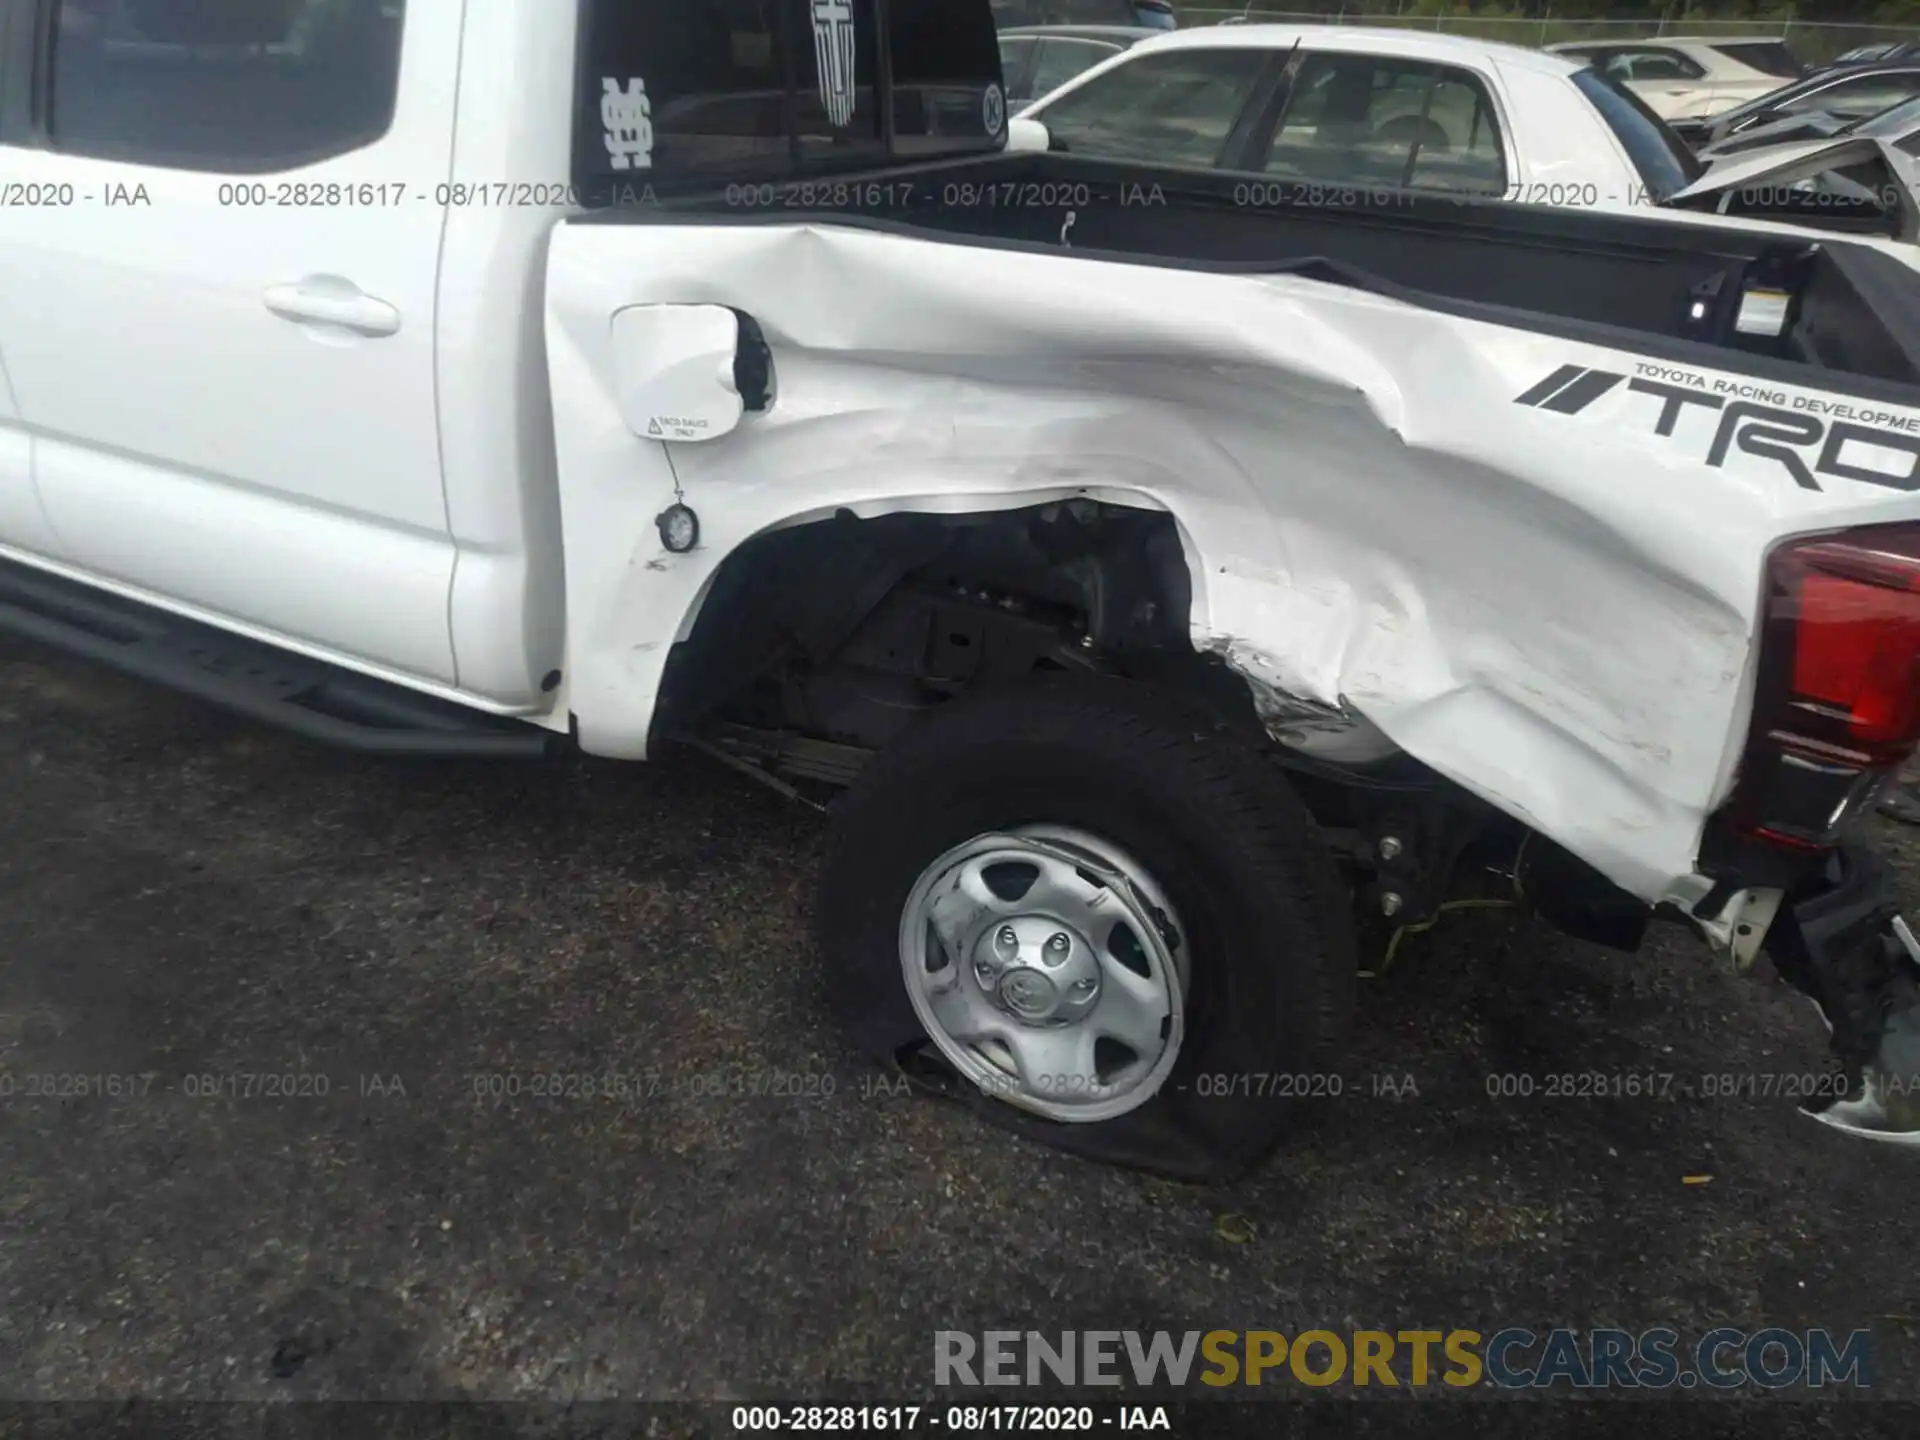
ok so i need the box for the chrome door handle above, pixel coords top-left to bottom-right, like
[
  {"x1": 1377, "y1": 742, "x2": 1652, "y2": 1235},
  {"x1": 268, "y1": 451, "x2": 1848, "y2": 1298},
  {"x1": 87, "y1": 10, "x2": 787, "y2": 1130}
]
[{"x1": 263, "y1": 279, "x2": 401, "y2": 337}]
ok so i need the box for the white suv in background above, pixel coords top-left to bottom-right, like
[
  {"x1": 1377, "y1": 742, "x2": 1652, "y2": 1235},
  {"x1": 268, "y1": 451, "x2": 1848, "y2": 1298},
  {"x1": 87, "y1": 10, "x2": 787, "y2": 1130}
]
[{"x1": 1544, "y1": 35, "x2": 1803, "y2": 121}]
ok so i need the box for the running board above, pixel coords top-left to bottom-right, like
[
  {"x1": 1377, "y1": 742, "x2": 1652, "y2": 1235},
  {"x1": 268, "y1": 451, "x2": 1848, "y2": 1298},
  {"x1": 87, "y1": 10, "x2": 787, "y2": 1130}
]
[{"x1": 0, "y1": 558, "x2": 558, "y2": 759}]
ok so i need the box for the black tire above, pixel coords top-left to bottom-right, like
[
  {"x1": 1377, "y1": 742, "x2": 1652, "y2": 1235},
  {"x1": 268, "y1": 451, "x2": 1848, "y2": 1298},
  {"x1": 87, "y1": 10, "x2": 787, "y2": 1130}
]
[{"x1": 816, "y1": 673, "x2": 1355, "y2": 1182}]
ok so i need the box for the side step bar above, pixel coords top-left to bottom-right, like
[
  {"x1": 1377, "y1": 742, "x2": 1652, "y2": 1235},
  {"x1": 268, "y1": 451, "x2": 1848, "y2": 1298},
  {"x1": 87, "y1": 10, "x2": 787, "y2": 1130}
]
[{"x1": 0, "y1": 558, "x2": 559, "y2": 759}]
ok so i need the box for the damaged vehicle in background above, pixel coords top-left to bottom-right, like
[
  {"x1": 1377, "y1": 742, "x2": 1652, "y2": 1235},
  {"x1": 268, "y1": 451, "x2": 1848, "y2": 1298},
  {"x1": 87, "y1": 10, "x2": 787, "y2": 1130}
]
[
  {"x1": 1685, "y1": 96, "x2": 1920, "y2": 231},
  {"x1": 1811, "y1": 39, "x2": 1920, "y2": 73},
  {"x1": 1672, "y1": 134, "x2": 1920, "y2": 245},
  {"x1": 6, "y1": 0, "x2": 1920, "y2": 1182},
  {"x1": 1668, "y1": 62, "x2": 1920, "y2": 153},
  {"x1": 1697, "y1": 91, "x2": 1920, "y2": 159}
]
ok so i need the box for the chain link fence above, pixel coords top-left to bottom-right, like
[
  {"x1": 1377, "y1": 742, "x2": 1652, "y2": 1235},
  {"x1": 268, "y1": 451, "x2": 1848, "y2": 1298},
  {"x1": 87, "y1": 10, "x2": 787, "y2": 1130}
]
[{"x1": 1178, "y1": 10, "x2": 1917, "y2": 64}]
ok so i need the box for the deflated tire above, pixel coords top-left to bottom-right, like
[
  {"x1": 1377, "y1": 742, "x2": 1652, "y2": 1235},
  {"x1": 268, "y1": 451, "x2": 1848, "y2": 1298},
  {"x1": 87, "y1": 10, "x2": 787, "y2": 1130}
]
[{"x1": 816, "y1": 673, "x2": 1356, "y2": 1181}]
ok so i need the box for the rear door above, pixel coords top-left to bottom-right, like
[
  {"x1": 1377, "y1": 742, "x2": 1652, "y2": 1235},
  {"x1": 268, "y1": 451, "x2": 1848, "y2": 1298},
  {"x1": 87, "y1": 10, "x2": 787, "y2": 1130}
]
[{"x1": 0, "y1": 0, "x2": 463, "y2": 683}]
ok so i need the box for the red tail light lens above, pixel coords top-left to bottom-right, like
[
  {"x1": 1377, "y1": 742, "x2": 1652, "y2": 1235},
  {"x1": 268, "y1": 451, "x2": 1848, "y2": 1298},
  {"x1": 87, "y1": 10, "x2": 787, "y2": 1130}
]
[
  {"x1": 1730, "y1": 523, "x2": 1920, "y2": 851},
  {"x1": 1777, "y1": 532, "x2": 1920, "y2": 761}
]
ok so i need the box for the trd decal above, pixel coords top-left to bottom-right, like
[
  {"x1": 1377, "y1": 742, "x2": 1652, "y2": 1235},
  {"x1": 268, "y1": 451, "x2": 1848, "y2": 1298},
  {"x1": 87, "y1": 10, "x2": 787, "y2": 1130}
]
[
  {"x1": 1515, "y1": 364, "x2": 1920, "y2": 493},
  {"x1": 1513, "y1": 364, "x2": 1626, "y2": 414}
]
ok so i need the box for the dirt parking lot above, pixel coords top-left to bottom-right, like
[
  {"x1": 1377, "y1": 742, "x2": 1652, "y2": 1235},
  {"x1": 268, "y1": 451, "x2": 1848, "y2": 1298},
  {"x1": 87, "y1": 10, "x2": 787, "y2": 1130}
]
[{"x1": 0, "y1": 633, "x2": 1916, "y2": 1427}]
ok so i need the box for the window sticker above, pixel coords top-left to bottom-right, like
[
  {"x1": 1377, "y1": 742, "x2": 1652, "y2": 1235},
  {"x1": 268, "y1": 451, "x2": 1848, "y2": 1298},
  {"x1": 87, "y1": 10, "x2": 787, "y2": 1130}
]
[
  {"x1": 601, "y1": 77, "x2": 655, "y2": 171},
  {"x1": 811, "y1": 0, "x2": 858, "y2": 126}
]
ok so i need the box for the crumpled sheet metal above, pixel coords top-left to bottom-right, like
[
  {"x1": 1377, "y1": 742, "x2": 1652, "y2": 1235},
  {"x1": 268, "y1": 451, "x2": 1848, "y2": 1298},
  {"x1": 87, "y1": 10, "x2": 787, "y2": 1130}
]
[{"x1": 546, "y1": 220, "x2": 1920, "y2": 902}]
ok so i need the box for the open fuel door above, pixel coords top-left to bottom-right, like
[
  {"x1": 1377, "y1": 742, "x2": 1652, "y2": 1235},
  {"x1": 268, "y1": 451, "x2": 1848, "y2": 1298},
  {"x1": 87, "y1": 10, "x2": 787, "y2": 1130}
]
[{"x1": 609, "y1": 304, "x2": 754, "y2": 444}]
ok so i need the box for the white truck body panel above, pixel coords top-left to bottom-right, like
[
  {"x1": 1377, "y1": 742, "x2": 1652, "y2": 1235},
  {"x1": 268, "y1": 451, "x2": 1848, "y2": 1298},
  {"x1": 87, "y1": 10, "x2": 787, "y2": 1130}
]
[
  {"x1": 0, "y1": 0, "x2": 575, "y2": 714},
  {"x1": 545, "y1": 217, "x2": 1920, "y2": 904}
]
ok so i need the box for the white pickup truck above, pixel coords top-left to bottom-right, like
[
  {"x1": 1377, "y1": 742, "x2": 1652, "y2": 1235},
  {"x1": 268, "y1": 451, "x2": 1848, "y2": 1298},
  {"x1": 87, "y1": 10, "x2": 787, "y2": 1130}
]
[{"x1": 3, "y1": 0, "x2": 1920, "y2": 1179}]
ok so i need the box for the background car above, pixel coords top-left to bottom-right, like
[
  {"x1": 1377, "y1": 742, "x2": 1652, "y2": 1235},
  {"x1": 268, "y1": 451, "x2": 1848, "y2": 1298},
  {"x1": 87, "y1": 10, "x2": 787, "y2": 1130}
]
[
  {"x1": 1008, "y1": 26, "x2": 1698, "y2": 205},
  {"x1": 989, "y1": 0, "x2": 1174, "y2": 32},
  {"x1": 1004, "y1": 27, "x2": 1915, "y2": 240},
  {"x1": 1667, "y1": 62, "x2": 1920, "y2": 150},
  {"x1": 1543, "y1": 35, "x2": 1803, "y2": 120},
  {"x1": 998, "y1": 24, "x2": 1158, "y2": 109},
  {"x1": 1677, "y1": 130, "x2": 1920, "y2": 237},
  {"x1": 1698, "y1": 89, "x2": 1920, "y2": 159},
  {"x1": 1813, "y1": 39, "x2": 1920, "y2": 72}
]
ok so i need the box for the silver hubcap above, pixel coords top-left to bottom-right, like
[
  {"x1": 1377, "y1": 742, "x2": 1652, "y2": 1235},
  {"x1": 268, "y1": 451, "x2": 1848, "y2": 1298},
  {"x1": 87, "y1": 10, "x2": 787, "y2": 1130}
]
[{"x1": 898, "y1": 825, "x2": 1187, "y2": 1123}]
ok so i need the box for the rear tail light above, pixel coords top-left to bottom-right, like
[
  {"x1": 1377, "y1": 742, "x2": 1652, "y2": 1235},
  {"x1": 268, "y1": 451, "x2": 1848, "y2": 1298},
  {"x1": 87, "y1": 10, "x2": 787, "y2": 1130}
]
[{"x1": 1730, "y1": 523, "x2": 1920, "y2": 850}]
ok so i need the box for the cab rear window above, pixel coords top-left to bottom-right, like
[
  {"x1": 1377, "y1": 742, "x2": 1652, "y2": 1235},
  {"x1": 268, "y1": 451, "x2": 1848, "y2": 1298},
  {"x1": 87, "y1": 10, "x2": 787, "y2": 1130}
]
[{"x1": 576, "y1": 0, "x2": 1006, "y2": 203}]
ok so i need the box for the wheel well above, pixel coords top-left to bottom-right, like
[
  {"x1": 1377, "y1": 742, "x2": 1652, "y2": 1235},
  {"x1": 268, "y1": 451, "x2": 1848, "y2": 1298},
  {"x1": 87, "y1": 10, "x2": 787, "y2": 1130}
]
[
  {"x1": 654, "y1": 499, "x2": 1219, "y2": 749},
  {"x1": 653, "y1": 500, "x2": 1653, "y2": 953}
]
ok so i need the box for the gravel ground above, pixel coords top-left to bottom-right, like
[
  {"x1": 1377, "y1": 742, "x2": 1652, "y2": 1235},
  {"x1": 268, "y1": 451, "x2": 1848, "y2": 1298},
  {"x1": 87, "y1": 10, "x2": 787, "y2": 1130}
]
[{"x1": 0, "y1": 634, "x2": 1917, "y2": 1426}]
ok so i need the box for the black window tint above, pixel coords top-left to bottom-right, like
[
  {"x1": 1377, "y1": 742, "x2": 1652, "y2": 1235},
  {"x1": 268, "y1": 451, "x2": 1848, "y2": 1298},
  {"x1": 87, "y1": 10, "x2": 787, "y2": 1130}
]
[
  {"x1": 580, "y1": 0, "x2": 791, "y2": 186},
  {"x1": 47, "y1": 0, "x2": 403, "y2": 173},
  {"x1": 1571, "y1": 68, "x2": 1703, "y2": 198},
  {"x1": 576, "y1": 0, "x2": 1003, "y2": 198},
  {"x1": 1711, "y1": 41, "x2": 1804, "y2": 79},
  {"x1": 890, "y1": 0, "x2": 1007, "y2": 157},
  {"x1": 1034, "y1": 48, "x2": 1269, "y2": 167},
  {"x1": 792, "y1": 0, "x2": 884, "y2": 165},
  {"x1": 1264, "y1": 56, "x2": 1504, "y2": 194}
]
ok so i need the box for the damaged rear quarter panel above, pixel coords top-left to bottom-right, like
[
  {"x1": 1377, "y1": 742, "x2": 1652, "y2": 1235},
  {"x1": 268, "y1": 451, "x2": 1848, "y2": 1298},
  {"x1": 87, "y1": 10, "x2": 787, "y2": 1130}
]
[{"x1": 543, "y1": 220, "x2": 1920, "y2": 903}]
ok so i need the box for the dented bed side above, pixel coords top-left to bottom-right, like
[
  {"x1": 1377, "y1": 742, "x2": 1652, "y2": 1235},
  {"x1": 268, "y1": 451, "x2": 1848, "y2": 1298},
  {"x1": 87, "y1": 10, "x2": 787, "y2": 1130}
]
[{"x1": 542, "y1": 215, "x2": 1920, "y2": 907}]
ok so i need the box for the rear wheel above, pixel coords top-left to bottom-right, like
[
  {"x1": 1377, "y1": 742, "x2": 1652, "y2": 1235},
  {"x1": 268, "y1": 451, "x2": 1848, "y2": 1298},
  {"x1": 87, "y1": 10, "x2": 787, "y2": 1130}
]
[{"x1": 817, "y1": 674, "x2": 1355, "y2": 1181}]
